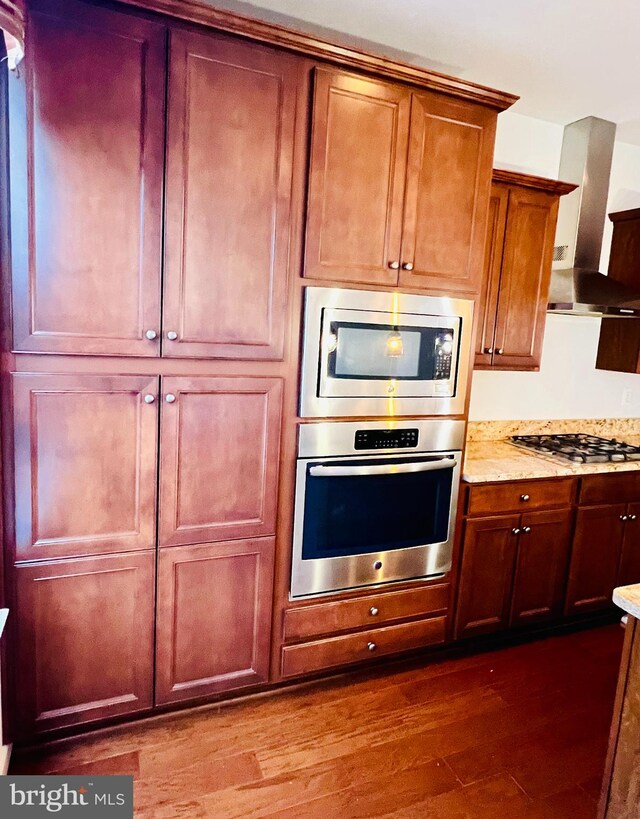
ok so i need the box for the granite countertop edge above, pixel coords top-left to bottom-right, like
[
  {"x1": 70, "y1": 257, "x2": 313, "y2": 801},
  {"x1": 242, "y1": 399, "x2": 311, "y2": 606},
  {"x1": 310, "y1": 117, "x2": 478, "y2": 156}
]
[{"x1": 613, "y1": 585, "x2": 640, "y2": 618}]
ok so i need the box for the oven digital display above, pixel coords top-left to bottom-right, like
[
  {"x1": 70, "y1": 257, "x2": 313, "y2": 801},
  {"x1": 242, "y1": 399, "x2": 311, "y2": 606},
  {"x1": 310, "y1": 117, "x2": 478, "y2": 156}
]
[
  {"x1": 354, "y1": 429, "x2": 419, "y2": 450},
  {"x1": 328, "y1": 321, "x2": 454, "y2": 381}
]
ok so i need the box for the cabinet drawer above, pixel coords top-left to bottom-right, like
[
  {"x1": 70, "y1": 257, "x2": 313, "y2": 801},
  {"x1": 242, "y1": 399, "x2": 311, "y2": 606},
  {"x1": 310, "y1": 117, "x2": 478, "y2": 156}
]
[
  {"x1": 281, "y1": 616, "x2": 446, "y2": 678},
  {"x1": 579, "y1": 472, "x2": 640, "y2": 506},
  {"x1": 283, "y1": 584, "x2": 449, "y2": 642},
  {"x1": 467, "y1": 478, "x2": 575, "y2": 516}
]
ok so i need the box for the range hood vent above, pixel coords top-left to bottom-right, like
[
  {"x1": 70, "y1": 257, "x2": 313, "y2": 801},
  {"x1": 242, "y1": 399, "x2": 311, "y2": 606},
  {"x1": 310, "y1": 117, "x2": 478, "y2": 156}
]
[{"x1": 547, "y1": 117, "x2": 640, "y2": 317}]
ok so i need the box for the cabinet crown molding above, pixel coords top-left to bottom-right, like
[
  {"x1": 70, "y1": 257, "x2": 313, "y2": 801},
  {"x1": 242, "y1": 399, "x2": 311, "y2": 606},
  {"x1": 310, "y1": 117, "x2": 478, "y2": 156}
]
[{"x1": 492, "y1": 168, "x2": 577, "y2": 196}]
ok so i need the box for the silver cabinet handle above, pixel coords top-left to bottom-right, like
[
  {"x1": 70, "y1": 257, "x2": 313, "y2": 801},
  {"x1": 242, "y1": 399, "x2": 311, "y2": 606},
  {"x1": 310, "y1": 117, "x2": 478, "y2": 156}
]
[
  {"x1": 522, "y1": 526, "x2": 531, "y2": 534},
  {"x1": 621, "y1": 514, "x2": 629, "y2": 521},
  {"x1": 485, "y1": 347, "x2": 494, "y2": 354},
  {"x1": 143, "y1": 394, "x2": 156, "y2": 404},
  {"x1": 165, "y1": 394, "x2": 177, "y2": 404},
  {"x1": 630, "y1": 514, "x2": 637, "y2": 521},
  {"x1": 520, "y1": 494, "x2": 530, "y2": 502},
  {"x1": 145, "y1": 329, "x2": 158, "y2": 340},
  {"x1": 367, "y1": 642, "x2": 377, "y2": 652},
  {"x1": 166, "y1": 331, "x2": 178, "y2": 340},
  {"x1": 512, "y1": 528, "x2": 521, "y2": 535},
  {"x1": 388, "y1": 261, "x2": 400, "y2": 270},
  {"x1": 309, "y1": 458, "x2": 458, "y2": 478},
  {"x1": 369, "y1": 607, "x2": 379, "y2": 616},
  {"x1": 496, "y1": 348, "x2": 504, "y2": 355},
  {"x1": 401, "y1": 262, "x2": 414, "y2": 271}
]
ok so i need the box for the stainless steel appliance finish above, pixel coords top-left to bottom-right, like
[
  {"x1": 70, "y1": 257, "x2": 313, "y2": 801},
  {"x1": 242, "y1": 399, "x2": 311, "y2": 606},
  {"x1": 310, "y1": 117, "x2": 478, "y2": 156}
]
[
  {"x1": 511, "y1": 433, "x2": 640, "y2": 464},
  {"x1": 299, "y1": 287, "x2": 474, "y2": 417},
  {"x1": 291, "y1": 419, "x2": 464, "y2": 599},
  {"x1": 548, "y1": 116, "x2": 640, "y2": 318}
]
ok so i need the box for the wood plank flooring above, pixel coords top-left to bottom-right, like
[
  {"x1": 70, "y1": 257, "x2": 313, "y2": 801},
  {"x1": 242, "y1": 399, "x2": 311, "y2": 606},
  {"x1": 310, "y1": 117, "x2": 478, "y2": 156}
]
[{"x1": 11, "y1": 624, "x2": 624, "y2": 818}]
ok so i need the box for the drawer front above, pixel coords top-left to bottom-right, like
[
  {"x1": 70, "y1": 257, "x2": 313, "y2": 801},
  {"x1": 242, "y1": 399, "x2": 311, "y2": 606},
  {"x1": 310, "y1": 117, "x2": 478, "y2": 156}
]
[
  {"x1": 467, "y1": 478, "x2": 575, "y2": 516},
  {"x1": 283, "y1": 584, "x2": 449, "y2": 642},
  {"x1": 281, "y1": 616, "x2": 446, "y2": 678},
  {"x1": 579, "y1": 472, "x2": 640, "y2": 506}
]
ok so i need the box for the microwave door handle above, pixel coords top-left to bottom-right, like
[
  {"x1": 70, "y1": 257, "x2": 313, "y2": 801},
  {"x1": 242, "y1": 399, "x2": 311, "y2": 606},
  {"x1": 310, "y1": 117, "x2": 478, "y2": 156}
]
[{"x1": 309, "y1": 459, "x2": 458, "y2": 478}]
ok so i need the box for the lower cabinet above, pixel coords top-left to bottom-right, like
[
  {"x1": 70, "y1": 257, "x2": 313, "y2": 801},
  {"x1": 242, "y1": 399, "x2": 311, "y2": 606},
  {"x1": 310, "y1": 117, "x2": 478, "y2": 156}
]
[
  {"x1": 155, "y1": 538, "x2": 275, "y2": 705},
  {"x1": 14, "y1": 551, "x2": 155, "y2": 738},
  {"x1": 618, "y1": 502, "x2": 640, "y2": 587},
  {"x1": 455, "y1": 509, "x2": 573, "y2": 639}
]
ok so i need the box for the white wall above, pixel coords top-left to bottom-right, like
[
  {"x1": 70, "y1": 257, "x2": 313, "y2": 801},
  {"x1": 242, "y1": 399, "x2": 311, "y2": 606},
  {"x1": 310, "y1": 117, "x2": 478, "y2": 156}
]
[{"x1": 469, "y1": 112, "x2": 640, "y2": 421}]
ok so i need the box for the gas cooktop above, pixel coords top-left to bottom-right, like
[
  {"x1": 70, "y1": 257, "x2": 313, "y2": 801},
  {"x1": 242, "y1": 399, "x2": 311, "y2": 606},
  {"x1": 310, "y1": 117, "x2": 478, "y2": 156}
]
[{"x1": 510, "y1": 434, "x2": 640, "y2": 464}]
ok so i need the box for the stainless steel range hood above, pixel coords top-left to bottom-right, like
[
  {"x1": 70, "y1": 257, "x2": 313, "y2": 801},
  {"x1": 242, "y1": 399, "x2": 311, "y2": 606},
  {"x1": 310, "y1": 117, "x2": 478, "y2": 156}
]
[{"x1": 547, "y1": 117, "x2": 640, "y2": 317}]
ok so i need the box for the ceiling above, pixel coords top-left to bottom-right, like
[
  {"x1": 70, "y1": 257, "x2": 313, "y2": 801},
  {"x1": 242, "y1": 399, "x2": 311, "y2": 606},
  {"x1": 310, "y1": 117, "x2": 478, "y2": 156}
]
[{"x1": 207, "y1": 0, "x2": 640, "y2": 145}]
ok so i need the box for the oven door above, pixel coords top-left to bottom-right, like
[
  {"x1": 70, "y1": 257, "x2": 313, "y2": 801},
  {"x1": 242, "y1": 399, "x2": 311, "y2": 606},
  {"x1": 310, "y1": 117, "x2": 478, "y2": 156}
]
[{"x1": 290, "y1": 451, "x2": 461, "y2": 598}]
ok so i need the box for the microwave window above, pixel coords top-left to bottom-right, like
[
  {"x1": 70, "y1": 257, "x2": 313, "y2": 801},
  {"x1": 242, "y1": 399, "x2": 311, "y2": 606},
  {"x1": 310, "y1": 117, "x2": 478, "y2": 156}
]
[{"x1": 328, "y1": 322, "x2": 455, "y2": 381}]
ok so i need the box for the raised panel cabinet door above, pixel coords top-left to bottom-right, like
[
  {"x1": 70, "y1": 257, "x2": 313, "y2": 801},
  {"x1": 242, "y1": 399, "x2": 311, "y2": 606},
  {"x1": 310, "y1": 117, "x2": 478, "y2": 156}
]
[
  {"x1": 159, "y1": 377, "x2": 283, "y2": 547},
  {"x1": 399, "y1": 92, "x2": 496, "y2": 295},
  {"x1": 618, "y1": 503, "x2": 640, "y2": 587},
  {"x1": 11, "y1": 373, "x2": 159, "y2": 562},
  {"x1": 474, "y1": 184, "x2": 509, "y2": 368},
  {"x1": 491, "y1": 186, "x2": 559, "y2": 369},
  {"x1": 8, "y1": 0, "x2": 165, "y2": 355},
  {"x1": 454, "y1": 514, "x2": 520, "y2": 640},
  {"x1": 14, "y1": 551, "x2": 155, "y2": 737},
  {"x1": 304, "y1": 68, "x2": 410, "y2": 285},
  {"x1": 510, "y1": 509, "x2": 573, "y2": 627},
  {"x1": 155, "y1": 538, "x2": 275, "y2": 704},
  {"x1": 163, "y1": 30, "x2": 298, "y2": 360},
  {"x1": 566, "y1": 505, "x2": 626, "y2": 615}
]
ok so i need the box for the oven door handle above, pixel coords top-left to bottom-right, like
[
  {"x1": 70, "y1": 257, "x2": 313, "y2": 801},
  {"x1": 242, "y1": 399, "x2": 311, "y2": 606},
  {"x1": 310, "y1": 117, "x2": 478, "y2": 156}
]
[{"x1": 309, "y1": 458, "x2": 458, "y2": 478}]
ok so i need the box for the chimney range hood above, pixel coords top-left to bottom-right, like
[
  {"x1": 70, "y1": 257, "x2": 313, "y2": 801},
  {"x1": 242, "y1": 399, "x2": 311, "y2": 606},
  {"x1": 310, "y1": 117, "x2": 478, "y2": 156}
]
[{"x1": 547, "y1": 117, "x2": 640, "y2": 317}]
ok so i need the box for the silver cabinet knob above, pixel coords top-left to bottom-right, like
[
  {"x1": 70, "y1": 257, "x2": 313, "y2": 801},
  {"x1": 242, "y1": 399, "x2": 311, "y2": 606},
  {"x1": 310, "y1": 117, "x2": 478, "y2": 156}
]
[
  {"x1": 630, "y1": 514, "x2": 637, "y2": 521},
  {"x1": 485, "y1": 347, "x2": 494, "y2": 354},
  {"x1": 512, "y1": 528, "x2": 521, "y2": 535},
  {"x1": 522, "y1": 526, "x2": 532, "y2": 534},
  {"x1": 496, "y1": 348, "x2": 504, "y2": 355},
  {"x1": 621, "y1": 514, "x2": 629, "y2": 521},
  {"x1": 165, "y1": 394, "x2": 176, "y2": 404},
  {"x1": 143, "y1": 394, "x2": 155, "y2": 404},
  {"x1": 166, "y1": 331, "x2": 178, "y2": 341},
  {"x1": 145, "y1": 329, "x2": 158, "y2": 340},
  {"x1": 520, "y1": 494, "x2": 530, "y2": 502},
  {"x1": 388, "y1": 261, "x2": 400, "y2": 270},
  {"x1": 367, "y1": 642, "x2": 377, "y2": 652},
  {"x1": 401, "y1": 262, "x2": 414, "y2": 271},
  {"x1": 369, "y1": 606, "x2": 379, "y2": 616}
]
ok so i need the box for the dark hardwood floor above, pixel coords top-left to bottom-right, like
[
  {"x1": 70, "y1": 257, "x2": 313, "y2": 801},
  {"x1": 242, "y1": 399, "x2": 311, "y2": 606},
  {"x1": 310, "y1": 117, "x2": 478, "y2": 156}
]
[{"x1": 11, "y1": 624, "x2": 624, "y2": 817}]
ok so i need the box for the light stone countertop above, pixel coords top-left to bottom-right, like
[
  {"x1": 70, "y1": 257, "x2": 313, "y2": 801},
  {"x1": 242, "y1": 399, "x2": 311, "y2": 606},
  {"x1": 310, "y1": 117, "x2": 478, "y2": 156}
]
[
  {"x1": 463, "y1": 419, "x2": 640, "y2": 484},
  {"x1": 613, "y1": 585, "x2": 640, "y2": 619}
]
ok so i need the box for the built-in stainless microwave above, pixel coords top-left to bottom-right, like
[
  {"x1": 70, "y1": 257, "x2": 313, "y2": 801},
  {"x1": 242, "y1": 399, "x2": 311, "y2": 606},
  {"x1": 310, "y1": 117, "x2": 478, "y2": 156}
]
[{"x1": 299, "y1": 287, "x2": 474, "y2": 418}]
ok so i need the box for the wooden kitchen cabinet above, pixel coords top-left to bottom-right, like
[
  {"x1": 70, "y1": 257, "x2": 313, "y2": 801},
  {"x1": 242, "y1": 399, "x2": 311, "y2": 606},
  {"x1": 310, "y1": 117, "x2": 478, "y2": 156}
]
[
  {"x1": 11, "y1": 373, "x2": 159, "y2": 562},
  {"x1": 14, "y1": 551, "x2": 155, "y2": 737},
  {"x1": 8, "y1": 0, "x2": 166, "y2": 356},
  {"x1": 155, "y1": 538, "x2": 275, "y2": 704},
  {"x1": 455, "y1": 515, "x2": 520, "y2": 639},
  {"x1": 304, "y1": 67, "x2": 496, "y2": 294},
  {"x1": 475, "y1": 171, "x2": 576, "y2": 370},
  {"x1": 618, "y1": 503, "x2": 640, "y2": 587},
  {"x1": 159, "y1": 377, "x2": 283, "y2": 547},
  {"x1": 163, "y1": 29, "x2": 297, "y2": 360}
]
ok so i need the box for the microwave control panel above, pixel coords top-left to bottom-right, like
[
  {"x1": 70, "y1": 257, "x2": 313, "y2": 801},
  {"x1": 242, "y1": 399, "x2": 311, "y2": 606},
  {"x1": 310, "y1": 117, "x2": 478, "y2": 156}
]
[
  {"x1": 354, "y1": 428, "x2": 419, "y2": 450},
  {"x1": 434, "y1": 332, "x2": 454, "y2": 380}
]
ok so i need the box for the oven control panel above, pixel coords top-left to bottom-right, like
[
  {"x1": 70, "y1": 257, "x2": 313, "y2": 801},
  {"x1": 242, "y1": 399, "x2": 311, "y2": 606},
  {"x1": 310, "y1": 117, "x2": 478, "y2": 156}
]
[{"x1": 354, "y1": 428, "x2": 419, "y2": 450}]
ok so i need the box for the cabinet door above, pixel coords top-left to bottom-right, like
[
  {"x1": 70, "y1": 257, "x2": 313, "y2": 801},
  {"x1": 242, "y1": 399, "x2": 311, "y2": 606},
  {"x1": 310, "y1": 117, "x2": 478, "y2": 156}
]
[
  {"x1": 566, "y1": 505, "x2": 626, "y2": 615},
  {"x1": 156, "y1": 538, "x2": 274, "y2": 704},
  {"x1": 8, "y1": 0, "x2": 165, "y2": 355},
  {"x1": 491, "y1": 187, "x2": 559, "y2": 369},
  {"x1": 12, "y1": 373, "x2": 159, "y2": 562},
  {"x1": 455, "y1": 515, "x2": 520, "y2": 639},
  {"x1": 475, "y1": 184, "x2": 509, "y2": 368},
  {"x1": 159, "y1": 377, "x2": 283, "y2": 547},
  {"x1": 510, "y1": 509, "x2": 573, "y2": 627},
  {"x1": 163, "y1": 30, "x2": 297, "y2": 360},
  {"x1": 618, "y1": 503, "x2": 640, "y2": 587},
  {"x1": 14, "y1": 551, "x2": 155, "y2": 737},
  {"x1": 304, "y1": 68, "x2": 410, "y2": 285},
  {"x1": 399, "y1": 92, "x2": 496, "y2": 295}
]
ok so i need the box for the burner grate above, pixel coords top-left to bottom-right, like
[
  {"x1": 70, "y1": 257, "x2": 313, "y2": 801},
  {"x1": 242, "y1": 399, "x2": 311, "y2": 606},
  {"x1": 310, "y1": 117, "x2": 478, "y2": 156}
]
[{"x1": 510, "y1": 433, "x2": 640, "y2": 464}]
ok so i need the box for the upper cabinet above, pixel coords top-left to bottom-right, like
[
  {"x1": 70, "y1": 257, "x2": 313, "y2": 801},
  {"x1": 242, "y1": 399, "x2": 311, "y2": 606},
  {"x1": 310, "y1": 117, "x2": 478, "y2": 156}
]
[
  {"x1": 8, "y1": 1, "x2": 298, "y2": 360},
  {"x1": 8, "y1": 0, "x2": 166, "y2": 356},
  {"x1": 304, "y1": 68, "x2": 497, "y2": 295},
  {"x1": 475, "y1": 170, "x2": 576, "y2": 370}
]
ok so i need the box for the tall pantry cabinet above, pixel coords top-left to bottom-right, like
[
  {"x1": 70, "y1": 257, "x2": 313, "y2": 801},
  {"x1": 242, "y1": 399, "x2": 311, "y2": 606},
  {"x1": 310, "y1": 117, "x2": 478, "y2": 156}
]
[{"x1": 5, "y1": 0, "x2": 292, "y2": 737}]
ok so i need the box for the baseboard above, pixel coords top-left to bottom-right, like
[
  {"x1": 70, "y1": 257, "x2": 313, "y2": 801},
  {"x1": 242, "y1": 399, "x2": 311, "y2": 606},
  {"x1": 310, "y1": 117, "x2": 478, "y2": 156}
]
[{"x1": 0, "y1": 743, "x2": 12, "y2": 775}]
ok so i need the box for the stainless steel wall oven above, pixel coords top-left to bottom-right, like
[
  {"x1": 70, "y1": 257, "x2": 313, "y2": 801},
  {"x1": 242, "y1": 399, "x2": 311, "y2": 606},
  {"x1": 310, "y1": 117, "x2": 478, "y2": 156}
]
[
  {"x1": 299, "y1": 287, "x2": 474, "y2": 418},
  {"x1": 290, "y1": 419, "x2": 464, "y2": 598}
]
